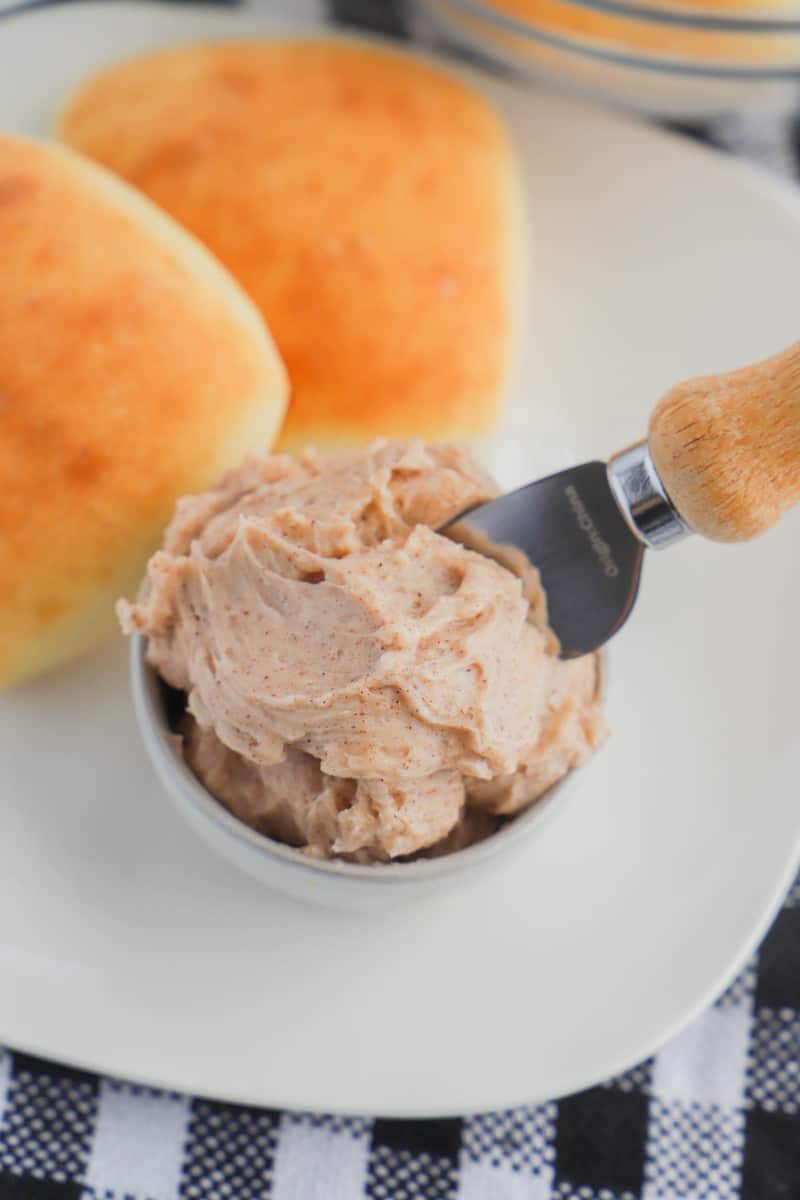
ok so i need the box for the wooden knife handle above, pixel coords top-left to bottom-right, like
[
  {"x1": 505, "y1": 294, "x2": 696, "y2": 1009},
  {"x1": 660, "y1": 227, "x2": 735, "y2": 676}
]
[{"x1": 648, "y1": 342, "x2": 800, "y2": 542}]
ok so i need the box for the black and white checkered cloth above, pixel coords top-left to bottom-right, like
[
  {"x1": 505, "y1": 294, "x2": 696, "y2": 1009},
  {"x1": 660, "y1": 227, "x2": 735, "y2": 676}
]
[
  {"x1": 0, "y1": 874, "x2": 797, "y2": 1199},
  {"x1": 0, "y1": 1, "x2": 798, "y2": 1197}
]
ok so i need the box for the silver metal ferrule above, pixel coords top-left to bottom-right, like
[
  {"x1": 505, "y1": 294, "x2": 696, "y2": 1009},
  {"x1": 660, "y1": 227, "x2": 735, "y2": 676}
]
[{"x1": 607, "y1": 440, "x2": 691, "y2": 550}]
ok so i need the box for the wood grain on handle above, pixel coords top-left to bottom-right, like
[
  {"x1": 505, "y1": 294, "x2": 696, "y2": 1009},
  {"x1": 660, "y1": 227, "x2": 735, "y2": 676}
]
[{"x1": 648, "y1": 342, "x2": 800, "y2": 542}]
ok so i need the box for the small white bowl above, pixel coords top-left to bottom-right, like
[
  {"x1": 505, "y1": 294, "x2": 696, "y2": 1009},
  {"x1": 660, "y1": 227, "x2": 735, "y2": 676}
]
[{"x1": 130, "y1": 634, "x2": 591, "y2": 912}]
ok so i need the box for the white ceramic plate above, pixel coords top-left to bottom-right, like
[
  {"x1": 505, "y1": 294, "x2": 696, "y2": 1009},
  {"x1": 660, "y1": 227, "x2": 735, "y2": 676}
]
[{"x1": 1, "y1": 2, "x2": 798, "y2": 1117}]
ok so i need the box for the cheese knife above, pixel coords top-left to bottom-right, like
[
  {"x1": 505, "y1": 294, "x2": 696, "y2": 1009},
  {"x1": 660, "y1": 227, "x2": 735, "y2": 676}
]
[{"x1": 444, "y1": 341, "x2": 800, "y2": 657}]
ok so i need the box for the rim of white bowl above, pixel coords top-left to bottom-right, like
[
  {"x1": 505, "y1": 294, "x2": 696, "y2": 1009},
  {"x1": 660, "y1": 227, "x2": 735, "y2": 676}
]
[
  {"x1": 434, "y1": 0, "x2": 800, "y2": 36},
  {"x1": 130, "y1": 633, "x2": 601, "y2": 884},
  {"x1": 424, "y1": 0, "x2": 800, "y2": 77}
]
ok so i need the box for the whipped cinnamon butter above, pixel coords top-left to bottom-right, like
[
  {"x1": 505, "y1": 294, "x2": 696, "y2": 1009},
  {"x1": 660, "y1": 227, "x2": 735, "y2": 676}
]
[{"x1": 120, "y1": 441, "x2": 606, "y2": 860}]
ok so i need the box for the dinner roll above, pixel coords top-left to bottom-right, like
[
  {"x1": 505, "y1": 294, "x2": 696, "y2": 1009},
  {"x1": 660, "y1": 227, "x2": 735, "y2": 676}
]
[
  {"x1": 58, "y1": 37, "x2": 523, "y2": 450},
  {"x1": 0, "y1": 135, "x2": 288, "y2": 689}
]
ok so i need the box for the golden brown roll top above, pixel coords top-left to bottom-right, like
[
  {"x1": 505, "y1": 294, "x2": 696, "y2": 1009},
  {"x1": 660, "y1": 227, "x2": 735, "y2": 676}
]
[
  {"x1": 58, "y1": 38, "x2": 523, "y2": 450},
  {"x1": 0, "y1": 135, "x2": 288, "y2": 688}
]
